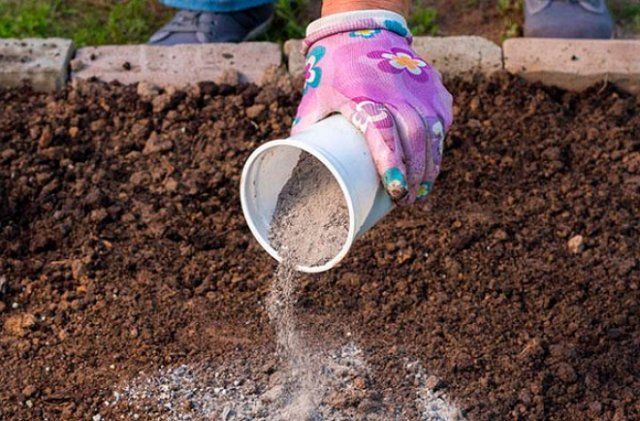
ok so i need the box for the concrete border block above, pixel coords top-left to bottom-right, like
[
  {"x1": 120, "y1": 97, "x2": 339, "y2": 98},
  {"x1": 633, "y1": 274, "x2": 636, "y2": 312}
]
[
  {"x1": 284, "y1": 39, "x2": 305, "y2": 77},
  {"x1": 0, "y1": 38, "x2": 74, "y2": 92},
  {"x1": 71, "y1": 42, "x2": 282, "y2": 87},
  {"x1": 284, "y1": 36, "x2": 503, "y2": 79},
  {"x1": 412, "y1": 36, "x2": 503, "y2": 78},
  {"x1": 504, "y1": 38, "x2": 640, "y2": 94},
  {"x1": 4, "y1": 36, "x2": 638, "y2": 95}
]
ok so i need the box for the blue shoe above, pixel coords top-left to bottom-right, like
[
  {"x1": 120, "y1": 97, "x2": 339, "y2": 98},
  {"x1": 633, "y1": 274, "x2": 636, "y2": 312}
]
[
  {"x1": 524, "y1": 0, "x2": 614, "y2": 39},
  {"x1": 149, "y1": 4, "x2": 273, "y2": 45}
]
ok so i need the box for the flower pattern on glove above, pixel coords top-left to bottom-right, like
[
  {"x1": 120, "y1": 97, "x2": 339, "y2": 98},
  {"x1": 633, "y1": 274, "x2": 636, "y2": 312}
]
[
  {"x1": 383, "y1": 167, "x2": 409, "y2": 197},
  {"x1": 351, "y1": 97, "x2": 394, "y2": 132},
  {"x1": 417, "y1": 181, "x2": 433, "y2": 199},
  {"x1": 303, "y1": 46, "x2": 325, "y2": 93},
  {"x1": 349, "y1": 29, "x2": 381, "y2": 38},
  {"x1": 382, "y1": 19, "x2": 409, "y2": 37},
  {"x1": 367, "y1": 48, "x2": 430, "y2": 82}
]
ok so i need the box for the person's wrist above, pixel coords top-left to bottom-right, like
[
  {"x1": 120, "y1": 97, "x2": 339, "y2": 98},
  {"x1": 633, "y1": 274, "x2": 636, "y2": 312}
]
[
  {"x1": 321, "y1": 0, "x2": 409, "y2": 17},
  {"x1": 303, "y1": 9, "x2": 411, "y2": 53}
]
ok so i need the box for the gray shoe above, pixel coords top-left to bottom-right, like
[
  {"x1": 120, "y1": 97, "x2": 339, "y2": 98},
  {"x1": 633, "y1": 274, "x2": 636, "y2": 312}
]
[
  {"x1": 524, "y1": 0, "x2": 614, "y2": 39},
  {"x1": 149, "y1": 4, "x2": 273, "y2": 45}
]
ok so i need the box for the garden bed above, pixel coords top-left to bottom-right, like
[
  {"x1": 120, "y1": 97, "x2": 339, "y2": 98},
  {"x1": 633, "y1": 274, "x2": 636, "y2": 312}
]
[{"x1": 0, "y1": 75, "x2": 639, "y2": 420}]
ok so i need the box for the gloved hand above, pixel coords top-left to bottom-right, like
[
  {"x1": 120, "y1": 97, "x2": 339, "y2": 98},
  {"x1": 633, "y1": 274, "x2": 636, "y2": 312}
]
[{"x1": 292, "y1": 10, "x2": 453, "y2": 204}]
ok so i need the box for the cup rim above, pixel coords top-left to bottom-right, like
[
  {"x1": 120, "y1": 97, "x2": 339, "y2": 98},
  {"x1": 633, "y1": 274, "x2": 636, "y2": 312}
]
[{"x1": 240, "y1": 139, "x2": 357, "y2": 273}]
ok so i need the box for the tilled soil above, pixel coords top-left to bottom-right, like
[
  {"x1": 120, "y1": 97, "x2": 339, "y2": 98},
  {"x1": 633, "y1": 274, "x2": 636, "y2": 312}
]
[{"x1": 0, "y1": 75, "x2": 639, "y2": 420}]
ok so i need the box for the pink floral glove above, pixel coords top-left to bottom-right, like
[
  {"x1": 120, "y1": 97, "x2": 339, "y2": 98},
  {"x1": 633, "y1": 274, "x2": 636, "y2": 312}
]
[{"x1": 292, "y1": 10, "x2": 453, "y2": 204}]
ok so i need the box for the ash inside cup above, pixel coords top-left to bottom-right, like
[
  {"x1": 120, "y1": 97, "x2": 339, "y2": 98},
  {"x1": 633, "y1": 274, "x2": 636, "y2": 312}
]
[{"x1": 269, "y1": 151, "x2": 350, "y2": 267}]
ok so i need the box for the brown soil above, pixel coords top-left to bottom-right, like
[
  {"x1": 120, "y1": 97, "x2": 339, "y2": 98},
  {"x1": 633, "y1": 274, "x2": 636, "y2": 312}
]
[
  {"x1": 417, "y1": 0, "x2": 508, "y2": 43},
  {"x1": 1, "y1": 74, "x2": 639, "y2": 420}
]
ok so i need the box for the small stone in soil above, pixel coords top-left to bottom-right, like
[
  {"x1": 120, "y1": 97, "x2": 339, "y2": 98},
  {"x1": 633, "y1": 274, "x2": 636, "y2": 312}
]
[{"x1": 567, "y1": 235, "x2": 585, "y2": 254}]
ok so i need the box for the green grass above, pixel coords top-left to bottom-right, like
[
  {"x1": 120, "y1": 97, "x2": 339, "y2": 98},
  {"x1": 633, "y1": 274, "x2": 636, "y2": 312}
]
[
  {"x1": 611, "y1": 1, "x2": 640, "y2": 33},
  {"x1": 265, "y1": 1, "x2": 441, "y2": 39},
  {"x1": 497, "y1": 0, "x2": 523, "y2": 41},
  {"x1": 0, "y1": 0, "x2": 316, "y2": 45},
  {"x1": 0, "y1": 0, "x2": 441, "y2": 45},
  {"x1": 409, "y1": 5, "x2": 439, "y2": 36},
  {"x1": 263, "y1": 0, "x2": 310, "y2": 41},
  {"x1": 2, "y1": 0, "x2": 639, "y2": 47},
  {"x1": 0, "y1": 0, "x2": 172, "y2": 46}
]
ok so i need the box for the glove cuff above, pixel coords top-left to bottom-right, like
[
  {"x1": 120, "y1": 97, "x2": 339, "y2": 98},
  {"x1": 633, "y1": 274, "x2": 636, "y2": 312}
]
[{"x1": 303, "y1": 9, "x2": 412, "y2": 53}]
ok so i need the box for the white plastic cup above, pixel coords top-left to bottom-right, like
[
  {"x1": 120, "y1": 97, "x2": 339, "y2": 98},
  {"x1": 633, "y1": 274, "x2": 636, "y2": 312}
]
[{"x1": 240, "y1": 114, "x2": 393, "y2": 273}]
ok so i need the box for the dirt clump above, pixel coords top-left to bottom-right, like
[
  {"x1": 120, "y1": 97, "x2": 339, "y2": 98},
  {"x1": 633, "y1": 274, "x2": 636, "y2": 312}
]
[{"x1": 4, "y1": 313, "x2": 37, "y2": 337}]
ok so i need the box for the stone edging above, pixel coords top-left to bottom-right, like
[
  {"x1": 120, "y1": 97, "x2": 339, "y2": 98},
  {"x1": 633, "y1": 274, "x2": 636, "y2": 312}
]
[
  {"x1": 0, "y1": 38, "x2": 74, "y2": 92},
  {"x1": 0, "y1": 37, "x2": 638, "y2": 95},
  {"x1": 284, "y1": 36, "x2": 503, "y2": 80},
  {"x1": 503, "y1": 38, "x2": 640, "y2": 94},
  {"x1": 70, "y1": 42, "x2": 281, "y2": 87}
]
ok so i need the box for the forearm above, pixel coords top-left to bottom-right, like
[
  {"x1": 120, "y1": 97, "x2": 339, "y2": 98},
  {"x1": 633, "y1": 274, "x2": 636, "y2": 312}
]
[{"x1": 321, "y1": 0, "x2": 410, "y2": 17}]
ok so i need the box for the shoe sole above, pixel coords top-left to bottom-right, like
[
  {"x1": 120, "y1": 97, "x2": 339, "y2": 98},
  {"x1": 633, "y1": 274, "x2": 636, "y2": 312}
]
[{"x1": 243, "y1": 16, "x2": 274, "y2": 41}]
